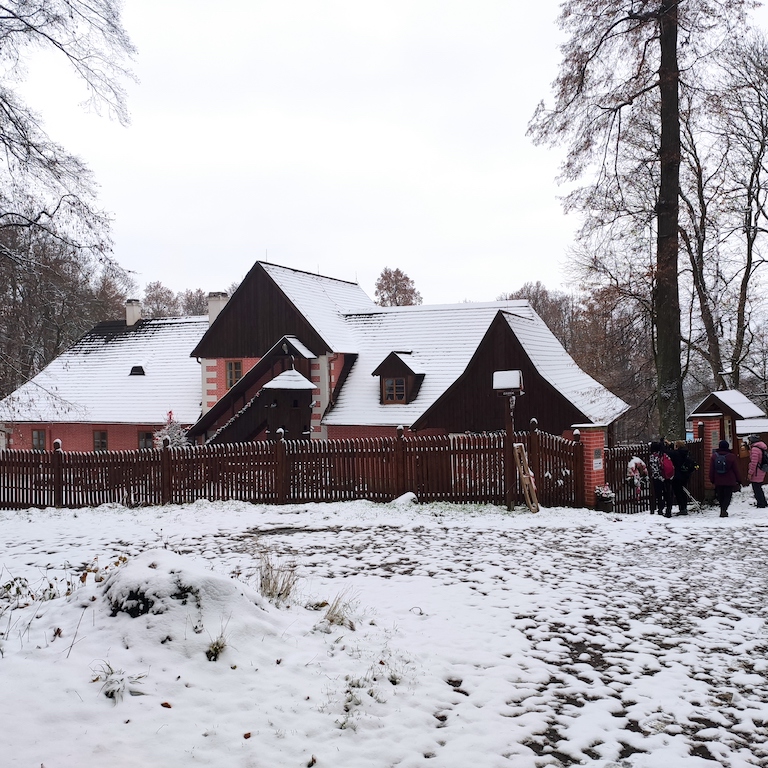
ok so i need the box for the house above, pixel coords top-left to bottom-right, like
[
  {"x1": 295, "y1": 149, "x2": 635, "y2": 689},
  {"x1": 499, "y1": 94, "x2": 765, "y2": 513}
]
[
  {"x1": 0, "y1": 301, "x2": 208, "y2": 452},
  {"x1": 187, "y1": 262, "x2": 630, "y2": 444}
]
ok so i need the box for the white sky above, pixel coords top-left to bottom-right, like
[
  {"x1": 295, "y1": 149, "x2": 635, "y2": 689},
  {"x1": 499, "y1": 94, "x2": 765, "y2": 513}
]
[
  {"x1": 3, "y1": 497, "x2": 768, "y2": 766},
  {"x1": 19, "y1": 2, "x2": 768, "y2": 304}
]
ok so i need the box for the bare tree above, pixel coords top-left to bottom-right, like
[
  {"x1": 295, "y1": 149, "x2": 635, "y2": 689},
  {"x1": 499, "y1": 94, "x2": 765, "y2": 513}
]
[
  {"x1": 0, "y1": 228, "x2": 134, "y2": 397},
  {"x1": 374, "y1": 267, "x2": 423, "y2": 307},
  {"x1": 143, "y1": 281, "x2": 180, "y2": 318},
  {"x1": 178, "y1": 288, "x2": 208, "y2": 316},
  {"x1": 0, "y1": 1, "x2": 135, "y2": 261},
  {"x1": 528, "y1": 0, "x2": 749, "y2": 438},
  {"x1": 498, "y1": 282, "x2": 579, "y2": 352}
]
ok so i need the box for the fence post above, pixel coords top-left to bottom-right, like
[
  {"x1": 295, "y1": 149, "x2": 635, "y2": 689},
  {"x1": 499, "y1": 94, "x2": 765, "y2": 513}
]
[
  {"x1": 276, "y1": 429, "x2": 288, "y2": 503},
  {"x1": 394, "y1": 425, "x2": 405, "y2": 498},
  {"x1": 504, "y1": 411, "x2": 514, "y2": 511},
  {"x1": 161, "y1": 437, "x2": 171, "y2": 505},
  {"x1": 573, "y1": 430, "x2": 585, "y2": 508},
  {"x1": 53, "y1": 439, "x2": 63, "y2": 508},
  {"x1": 529, "y1": 418, "x2": 540, "y2": 491}
]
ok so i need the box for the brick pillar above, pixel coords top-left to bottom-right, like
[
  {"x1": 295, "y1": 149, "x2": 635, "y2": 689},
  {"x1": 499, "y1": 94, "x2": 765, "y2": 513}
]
[
  {"x1": 573, "y1": 425, "x2": 607, "y2": 509},
  {"x1": 697, "y1": 415, "x2": 723, "y2": 491}
]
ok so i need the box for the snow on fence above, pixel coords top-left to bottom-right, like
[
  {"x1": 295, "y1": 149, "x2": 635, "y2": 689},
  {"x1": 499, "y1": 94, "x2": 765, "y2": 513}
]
[{"x1": 0, "y1": 429, "x2": 585, "y2": 510}]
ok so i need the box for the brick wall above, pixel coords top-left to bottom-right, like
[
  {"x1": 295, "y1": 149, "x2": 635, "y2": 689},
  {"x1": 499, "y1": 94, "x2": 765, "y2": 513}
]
[
  {"x1": 696, "y1": 416, "x2": 723, "y2": 490},
  {"x1": 6, "y1": 423, "x2": 175, "y2": 452},
  {"x1": 203, "y1": 357, "x2": 260, "y2": 411},
  {"x1": 577, "y1": 427, "x2": 607, "y2": 507}
]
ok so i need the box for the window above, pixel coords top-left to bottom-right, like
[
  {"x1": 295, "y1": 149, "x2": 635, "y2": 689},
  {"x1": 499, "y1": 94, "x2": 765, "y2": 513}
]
[
  {"x1": 226, "y1": 360, "x2": 243, "y2": 389},
  {"x1": 32, "y1": 430, "x2": 46, "y2": 451},
  {"x1": 138, "y1": 431, "x2": 154, "y2": 449},
  {"x1": 383, "y1": 377, "x2": 406, "y2": 403},
  {"x1": 93, "y1": 430, "x2": 108, "y2": 452}
]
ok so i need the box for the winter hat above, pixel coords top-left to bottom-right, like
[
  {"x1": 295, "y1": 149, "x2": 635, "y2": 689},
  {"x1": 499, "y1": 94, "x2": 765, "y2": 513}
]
[
  {"x1": 749, "y1": 434, "x2": 761, "y2": 444},
  {"x1": 718, "y1": 440, "x2": 730, "y2": 451}
]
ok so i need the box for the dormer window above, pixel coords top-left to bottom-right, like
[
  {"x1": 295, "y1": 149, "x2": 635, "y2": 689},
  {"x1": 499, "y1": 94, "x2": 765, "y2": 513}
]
[
  {"x1": 373, "y1": 352, "x2": 424, "y2": 405},
  {"x1": 383, "y1": 377, "x2": 406, "y2": 402},
  {"x1": 129, "y1": 365, "x2": 145, "y2": 376}
]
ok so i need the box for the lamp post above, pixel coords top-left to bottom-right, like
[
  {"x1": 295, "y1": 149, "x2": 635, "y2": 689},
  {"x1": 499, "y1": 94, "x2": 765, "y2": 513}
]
[{"x1": 493, "y1": 370, "x2": 524, "y2": 510}]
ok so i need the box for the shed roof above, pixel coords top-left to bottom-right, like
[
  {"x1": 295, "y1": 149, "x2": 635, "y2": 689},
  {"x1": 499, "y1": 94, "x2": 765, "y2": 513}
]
[
  {"x1": 688, "y1": 390, "x2": 765, "y2": 420},
  {"x1": 261, "y1": 369, "x2": 315, "y2": 390},
  {"x1": 0, "y1": 317, "x2": 207, "y2": 425}
]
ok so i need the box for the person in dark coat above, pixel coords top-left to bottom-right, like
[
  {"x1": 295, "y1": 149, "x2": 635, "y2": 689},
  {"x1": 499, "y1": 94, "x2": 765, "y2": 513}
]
[
  {"x1": 746, "y1": 433, "x2": 768, "y2": 508},
  {"x1": 649, "y1": 441, "x2": 673, "y2": 516},
  {"x1": 708, "y1": 440, "x2": 742, "y2": 518},
  {"x1": 670, "y1": 439, "x2": 696, "y2": 516}
]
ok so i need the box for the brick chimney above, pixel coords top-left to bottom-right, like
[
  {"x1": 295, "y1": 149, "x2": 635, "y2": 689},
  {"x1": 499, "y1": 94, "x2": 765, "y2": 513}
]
[
  {"x1": 125, "y1": 299, "x2": 141, "y2": 326},
  {"x1": 207, "y1": 291, "x2": 229, "y2": 325}
]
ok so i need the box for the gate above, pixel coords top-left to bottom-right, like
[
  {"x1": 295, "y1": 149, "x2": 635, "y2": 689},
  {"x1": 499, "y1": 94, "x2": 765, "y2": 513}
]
[{"x1": 604, "y1": 440, "x2": 705, "y2": 514}]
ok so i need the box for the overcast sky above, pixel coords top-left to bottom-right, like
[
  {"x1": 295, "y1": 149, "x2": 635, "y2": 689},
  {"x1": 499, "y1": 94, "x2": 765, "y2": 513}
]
[{"x1": 20, "y1": 2, "x2": 768, "y2": 305}]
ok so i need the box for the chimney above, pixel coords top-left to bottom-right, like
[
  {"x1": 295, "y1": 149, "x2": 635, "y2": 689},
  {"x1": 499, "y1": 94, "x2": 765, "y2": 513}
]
[
  {"x1": 125, "y1": 299, "x2": 142, "y2": 326},
  {"x1": 207, "y1": 291, "x2": 229, "y2": 325}
]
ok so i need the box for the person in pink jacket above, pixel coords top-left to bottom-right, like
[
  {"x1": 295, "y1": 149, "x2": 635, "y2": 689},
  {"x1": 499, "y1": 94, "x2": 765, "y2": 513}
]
[{"x1": 746, "y1": 434, "x2": 768, "y2": 509}]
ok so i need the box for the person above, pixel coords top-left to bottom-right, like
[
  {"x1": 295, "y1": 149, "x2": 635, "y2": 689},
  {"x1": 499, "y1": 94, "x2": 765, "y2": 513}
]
[
  {"x1": 648, "y1": 441, "x2": 673, "y2": 517},
  {"x1": 670, "y1": 440, "x2": 697, "y2": 516},
  {"x1": 746, "y1": 433, "x2": 768, "y2": 509},
  {"x1": 708, "y1": 439, "x2": 742, "y2": 518}
]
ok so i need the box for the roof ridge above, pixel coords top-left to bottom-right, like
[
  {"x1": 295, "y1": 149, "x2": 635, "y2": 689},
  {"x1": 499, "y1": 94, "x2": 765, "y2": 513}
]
[{"x1": 259, "y1": 260, "x2": 361, "y2": 287}]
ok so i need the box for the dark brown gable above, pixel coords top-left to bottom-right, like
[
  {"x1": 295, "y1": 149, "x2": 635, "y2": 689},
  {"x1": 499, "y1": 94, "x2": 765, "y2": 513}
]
[
  {"x1": 191, "y1": 262, "x2": 332, "y2": 359},
  {"x1": 412, "y1": 312, "x2": 588, "y2": 434}
]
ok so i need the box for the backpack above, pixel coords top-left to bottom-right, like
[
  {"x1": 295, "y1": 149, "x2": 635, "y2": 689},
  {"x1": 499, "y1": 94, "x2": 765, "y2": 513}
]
[
  {"x1": 660, "y1": 453, "x2": 675, "y2": 480},
  {"x1": 760, "y1": 448, "x2": 768, "y2": 473},
  {"x1": 714, "y1": 452, "x2": 728, "y2": 474},
  {"x1": 681, "y1": 454, "x2": 697, "y2": 476}
]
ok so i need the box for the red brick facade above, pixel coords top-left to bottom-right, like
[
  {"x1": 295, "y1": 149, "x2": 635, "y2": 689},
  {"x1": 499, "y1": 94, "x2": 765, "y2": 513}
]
[
  {"x1": 577, "y1": 426, "x2": 607, "y2": 508},
  {"x1": 203, "y1": 357, "x2": 260, "y2": 412},
  {"x1": 5, "y1": 422, "x2": 175, "y2": 452}
]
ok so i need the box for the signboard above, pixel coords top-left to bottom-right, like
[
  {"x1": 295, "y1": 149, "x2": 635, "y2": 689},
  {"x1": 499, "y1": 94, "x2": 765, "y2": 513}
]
[{"x1": 593, "y1": 448, "x2": 603, "y2": 471}]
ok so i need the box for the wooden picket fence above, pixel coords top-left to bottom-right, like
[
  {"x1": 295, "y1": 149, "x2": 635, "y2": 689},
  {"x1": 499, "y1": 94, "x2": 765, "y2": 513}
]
[
  {"x1": 0, "y1": 427, "x2": 586, "y2": 510},
  {"x1": 603, "y1": 440, "x2": 705, "y2": 514}
]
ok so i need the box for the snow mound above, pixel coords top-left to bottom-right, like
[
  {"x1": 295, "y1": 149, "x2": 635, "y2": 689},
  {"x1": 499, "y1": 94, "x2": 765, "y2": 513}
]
[{"x1": 101, "y1": 549, "x2": 276, "y2": 656}]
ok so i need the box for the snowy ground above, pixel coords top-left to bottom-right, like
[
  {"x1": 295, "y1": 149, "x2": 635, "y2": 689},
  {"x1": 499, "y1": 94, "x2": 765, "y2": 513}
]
[{"x1": 2, "y1": 494, "x2": 768, "y2": 768}]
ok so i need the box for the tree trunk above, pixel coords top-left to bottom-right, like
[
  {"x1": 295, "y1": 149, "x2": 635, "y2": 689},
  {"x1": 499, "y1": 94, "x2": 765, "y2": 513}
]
[{"x1": 655, "y1": 0, "x2": 685, "y2": 439}]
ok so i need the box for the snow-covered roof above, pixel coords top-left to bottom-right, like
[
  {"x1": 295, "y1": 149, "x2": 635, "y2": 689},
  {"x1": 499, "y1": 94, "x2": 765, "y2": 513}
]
[
  {"x1": 261, "y1": 369, "x2": 315, "y2": 390},
  {"x1": 322, "y1": 304, "x2": 498, "y2": 427},
  {"x1": 500, "y1": 308, "x2": 629, "y2": 425},
  {"x1": 282, "y1": 336, "x2": 317, "y2": 359},
  {"x1": 688, "y1": 390, "x2": 766, "y2": 420},
  {"x1": 0, "y1": 317, "x2": 207, "y2": 425},
  {"x1": 322, "y1": 301, "x2": 629, "y2": 428},
  {"x1": 735, "y1": 418, "x2": 768, "y2": 436},
  {"x1": 261, "y1": 263, "x2": 374, "y2": 352}
]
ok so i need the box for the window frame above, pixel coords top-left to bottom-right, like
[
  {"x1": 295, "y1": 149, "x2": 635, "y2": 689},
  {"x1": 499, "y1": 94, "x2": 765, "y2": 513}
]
[
  {"x1": 32, "y1": 429, "x2": 46, "y2": 451},
  {"x1": 93, "y1": 430, "x2": 108, "y2": 452},
  {"x1": 226, "y1": 360, "x2": 243, "y2": 390},
  {"x1": 383, "y1": 376, "x2": 406, "y2": 403},
  {"x1": 138, "y1": 431, "x2": 154, "y2": 450}
]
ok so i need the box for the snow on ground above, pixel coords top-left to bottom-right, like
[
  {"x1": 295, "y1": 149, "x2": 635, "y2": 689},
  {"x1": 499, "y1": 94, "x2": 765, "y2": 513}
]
[{"x1": 2, "y1": 495, "x2": 768, "y2": 768}]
